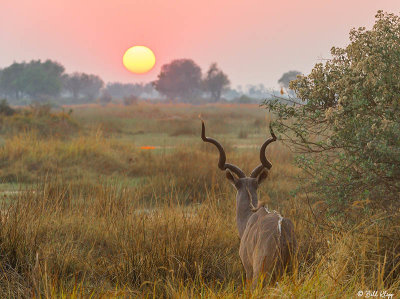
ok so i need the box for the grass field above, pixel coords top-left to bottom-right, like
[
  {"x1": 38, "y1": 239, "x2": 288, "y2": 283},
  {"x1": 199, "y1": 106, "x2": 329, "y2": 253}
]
[{"x1": 0, "y1": 102, "x2": 398, "y2": 298}]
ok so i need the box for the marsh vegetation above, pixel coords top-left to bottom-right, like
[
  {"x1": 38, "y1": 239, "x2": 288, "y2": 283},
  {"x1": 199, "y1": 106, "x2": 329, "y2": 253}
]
[{"x1": 0, "y1": 102, "x2": 398, "y2": 298}]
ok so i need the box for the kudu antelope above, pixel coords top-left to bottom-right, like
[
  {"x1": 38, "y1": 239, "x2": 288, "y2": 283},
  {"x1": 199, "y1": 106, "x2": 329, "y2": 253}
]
[{"x1": 201, "y1": 120, "x2": 296, "y2": 287}]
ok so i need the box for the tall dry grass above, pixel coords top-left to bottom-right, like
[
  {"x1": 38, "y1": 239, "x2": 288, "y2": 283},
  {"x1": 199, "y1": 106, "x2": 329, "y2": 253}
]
[{"x1": 0, "y1": 103, "x2": 398, "y2": 298}]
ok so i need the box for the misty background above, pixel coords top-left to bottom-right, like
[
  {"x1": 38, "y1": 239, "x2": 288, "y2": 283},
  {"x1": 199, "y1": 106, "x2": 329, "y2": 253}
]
[{"x1": 0, "y1": 58, "x2": 299, "y2": 105}]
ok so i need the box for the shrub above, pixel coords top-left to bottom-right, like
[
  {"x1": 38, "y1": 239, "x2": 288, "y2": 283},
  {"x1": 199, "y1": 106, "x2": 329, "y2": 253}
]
[
  {"x1": 265, "y1": 11, "x2": 400, "y2": 214},
  {"x1": 98, "y1": 91, "x2": 112, "y2": 105},
  {"x1": 0, "y1": 104, "x2": 78, "y2": 137},
  {"x1": 123, "y1": 95, "x2": 138, "y2": 106},
  {"x1": 233, "y1": 95, "x2": 258, "y2": 104},
  {"x1": 0, "y1": 99, "x2": 15, "y2": 116},
  {"x1": 238, "y1": 130, "x2": 248, "y2": 139},
  {"x1": 29, "y1": 102, "x2": 52, "y2": 117},
  {"x1": 265, "y1": 11, "x2": 400, "y2": 283}
]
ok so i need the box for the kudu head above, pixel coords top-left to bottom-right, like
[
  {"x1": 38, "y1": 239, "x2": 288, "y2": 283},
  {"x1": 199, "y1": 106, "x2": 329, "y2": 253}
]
[{"x1": 201, "y1": 120, "x2": 277, "y2": 236}]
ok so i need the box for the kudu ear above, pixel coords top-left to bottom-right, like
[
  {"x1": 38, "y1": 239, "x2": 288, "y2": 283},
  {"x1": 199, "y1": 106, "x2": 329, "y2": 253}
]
[
  {"x1": 226, "y1": 169, "x2": 238, "y2": 186},
  {"x1": 257, "y1": 169, "x2": 268, "y2": 185}
]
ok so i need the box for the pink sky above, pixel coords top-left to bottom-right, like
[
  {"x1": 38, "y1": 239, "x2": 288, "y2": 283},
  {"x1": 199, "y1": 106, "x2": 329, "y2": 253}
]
[{"x1": 1, "y1": 0, "x2": 399, "y2": 88}]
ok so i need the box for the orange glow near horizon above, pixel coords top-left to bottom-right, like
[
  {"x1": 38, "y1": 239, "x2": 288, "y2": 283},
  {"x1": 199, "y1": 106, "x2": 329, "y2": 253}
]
[
  {"x1": 140, "y1": 146, "x2": 156, "y2": 150},
  {"x1": 2, "y1": 0, "x2": 400, "y2": 86},
  {"x1": 123, "y1": 46, "x2": 155, "y2": 74}
]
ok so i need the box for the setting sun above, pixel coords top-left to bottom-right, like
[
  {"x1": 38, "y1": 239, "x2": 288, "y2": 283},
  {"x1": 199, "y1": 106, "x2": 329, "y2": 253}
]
[{"x1": 123, "y1": 46, "x2": 155, "y2": 74}]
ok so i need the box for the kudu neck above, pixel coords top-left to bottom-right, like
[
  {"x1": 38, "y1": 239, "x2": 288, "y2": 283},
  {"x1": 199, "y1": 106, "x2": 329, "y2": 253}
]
[{"x1": 236, "y1": 188, "x2": 258, "y2": 239}]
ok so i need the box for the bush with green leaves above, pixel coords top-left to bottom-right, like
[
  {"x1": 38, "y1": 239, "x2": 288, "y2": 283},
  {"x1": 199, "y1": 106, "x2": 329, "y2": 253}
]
[
  {"x1": 0, "y1": 99, "x2": 15, "y2": 116},
  {"x1": 0, "y1": 103, "x2": 78, "y2": 137},
  {"x1": 265, "y1": 11, "x2": 400, "y2": 216}
]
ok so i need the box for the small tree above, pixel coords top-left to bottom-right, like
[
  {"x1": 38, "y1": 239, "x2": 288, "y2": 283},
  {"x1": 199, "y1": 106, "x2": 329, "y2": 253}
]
[
  {"x1": 22, "y1": 60, "x2": 65, "y2": 101},
  {"x1": 278, "y1": 70, "x2": 301, "y2": 96},
  {"x1": 0, "y1": 62, "x2": 25, "y2": 100},
  {"x1": 63, "y1": 73, "x2": 86, "y2": 99},
  {"x1": 81, "y1": 74, "x2": 104, "y2": 102},
  {"x1": 153, "y1": 59, "x2": 202, "y2": 102},
  {"x1": 0, "y1": 69, "x2": 4, "y2": 98},
  {"x1": 98, "y1": 90, "x2": 112, "y2": 105},
  {"x1": 63, "y1": 73, "x2": 103, "y2": 102},
  {"x1": 203, "y1": 63, "x2": 230, "y2": 102}
]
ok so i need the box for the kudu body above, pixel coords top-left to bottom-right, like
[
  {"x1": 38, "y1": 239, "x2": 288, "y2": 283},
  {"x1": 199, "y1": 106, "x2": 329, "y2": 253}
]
[{"x1": 201, "y1": 121, "x2": 296, "y2": 287}]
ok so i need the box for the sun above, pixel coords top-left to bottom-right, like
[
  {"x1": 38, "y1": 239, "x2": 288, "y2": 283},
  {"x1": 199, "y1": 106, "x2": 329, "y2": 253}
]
[{"x1": 123, "y1": 46, "x2": 156, "y2": 74}]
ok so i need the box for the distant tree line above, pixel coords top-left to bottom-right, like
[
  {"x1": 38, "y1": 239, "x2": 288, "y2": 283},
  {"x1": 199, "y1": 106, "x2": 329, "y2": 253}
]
[
  {"x1": 0, "y1": 60, "x2": 160, "y2": 105},
  {"x1": 152, "y1": 58, "x2": 291, "y2": 103},
  {"x1": 0, "y1": 58, "x2": 295, "y2": 105},
  {"x1": 0, "y1": 60, "x2": 103, "y2": 104}
]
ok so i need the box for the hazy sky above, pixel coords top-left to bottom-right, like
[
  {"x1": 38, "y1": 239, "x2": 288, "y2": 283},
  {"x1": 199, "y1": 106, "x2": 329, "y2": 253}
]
[{"x1": 1, "y1": 0, "x2": 400, "y2": 89}]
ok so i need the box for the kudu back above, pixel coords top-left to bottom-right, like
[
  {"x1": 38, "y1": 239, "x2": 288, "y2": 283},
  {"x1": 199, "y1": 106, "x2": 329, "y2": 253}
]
[{"x1": 201, "y1": 120, "x2": 296, "y2": 287}]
